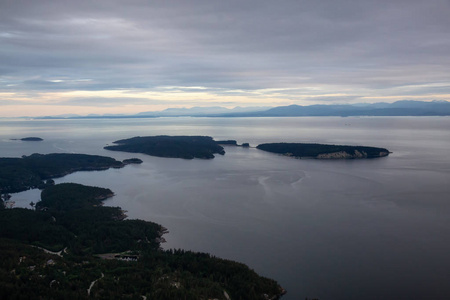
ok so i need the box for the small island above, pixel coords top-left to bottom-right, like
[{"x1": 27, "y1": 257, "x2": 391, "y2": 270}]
[
  {"x1": 257, "y1": 143, "x2": 390, "y2": 159},
  {"x1": 21, "y1": 137, "x2": 44, "y2": 141},
  {"x1": 216, "y1": 140, "x2": 238, "y2": 145},
  {"x1": 104, "y1": 136, "x2": 226, "y2": 159},
  {"x1": 0, "y1": 183, "x2": 285, "y2": 299},
  {"x1": 10, "y1": 137, "x2": 44, "y2": 141},
  {"x1": 122, "y1": 158, "x2": 143, "y2": 164},
  {"x1": 217, "y1": 140, "x2": 250, "y2": 147},
  {"x1": 0, "y1": 153, "x2": 126, "y2": 193}
]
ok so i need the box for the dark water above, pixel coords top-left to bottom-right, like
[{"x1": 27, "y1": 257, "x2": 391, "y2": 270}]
[{"x1": 3, "y1": 117, "x2": 450, "y2": 300}]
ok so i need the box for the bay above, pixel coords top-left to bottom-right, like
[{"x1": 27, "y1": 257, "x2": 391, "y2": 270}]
[{"x1": 3, "y1": 117, "x2": 450, "y2": 300}]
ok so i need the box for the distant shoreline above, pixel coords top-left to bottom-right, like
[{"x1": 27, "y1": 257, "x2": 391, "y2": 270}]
[{"x1": 1, "y1": 100, "x2": 447, "y2": 119}]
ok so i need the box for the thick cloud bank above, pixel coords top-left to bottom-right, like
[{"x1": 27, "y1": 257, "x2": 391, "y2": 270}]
[{"x1": 1, "y1": 0, "x2": 449, "y2": 116}]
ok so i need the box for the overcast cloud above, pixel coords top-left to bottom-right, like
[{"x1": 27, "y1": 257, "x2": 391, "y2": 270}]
[{"x1": 1, "y1": 0, "x2": 449, "y2": 116}]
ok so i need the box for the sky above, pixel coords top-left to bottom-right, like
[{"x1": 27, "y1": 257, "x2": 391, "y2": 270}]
[{"x1": 1, "y1": 0, "x2": 450, "y2": 117}]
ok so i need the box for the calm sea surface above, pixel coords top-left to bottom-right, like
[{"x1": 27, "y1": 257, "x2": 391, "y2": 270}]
[{"x1": 2, "y1": 117, "x2": 450, "y2": 300}]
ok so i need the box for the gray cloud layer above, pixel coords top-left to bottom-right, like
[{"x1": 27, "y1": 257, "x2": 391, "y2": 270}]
[{"x1": 1, "y1": 0, "x2": 449, "y2": 111}]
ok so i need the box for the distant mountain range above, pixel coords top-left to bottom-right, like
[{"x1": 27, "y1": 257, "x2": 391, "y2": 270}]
[
  {"x1": 136, "y1": 106, "x2": 270, "y2": 116},
  {"x1": 213, "y1": 100, "x2": 450, "y2": 117},
  {"x1": 36, "y1": 100, "x2": 450, "y2": 119}
]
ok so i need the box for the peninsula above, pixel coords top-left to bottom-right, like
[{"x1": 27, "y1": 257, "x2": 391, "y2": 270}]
[
  {"x1": 104, "y1": 136, "x2": 225, "y2": 159},
  {"x1": 257, "y1": 143, "x2": 390, "y2": 159},
  {"x1": 0, "y1": 153, "x2": 131, "y2": 193},
  {"x1": 0, "y1": 183, "x2": 284, "y2": 299}
]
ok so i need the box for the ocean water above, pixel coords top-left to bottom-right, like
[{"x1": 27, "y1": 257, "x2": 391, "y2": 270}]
[{"x1": 2, "y1": 117, "x2": 450, "y2": 300}]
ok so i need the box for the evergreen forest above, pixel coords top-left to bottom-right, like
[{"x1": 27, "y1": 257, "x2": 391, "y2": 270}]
[{"x1": 0, "y1": 183, "x2": 284, "y2": 299}]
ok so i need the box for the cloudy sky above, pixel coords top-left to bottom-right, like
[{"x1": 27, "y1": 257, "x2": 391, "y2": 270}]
[{"x1": 1, "y1": 0, "x2": 449, "y2": 116}]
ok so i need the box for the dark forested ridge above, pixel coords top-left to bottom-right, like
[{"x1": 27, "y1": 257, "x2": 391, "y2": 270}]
[
  {"x1": 104, "y1": 135, "x2": 226, "y2": 159},
  {"x1": 257, "y1": 143, "x2": 390, "y2": 159},
  {"x1": 0, "y1": 183, "x2": 160, "y2": 253},
  {"x1": 37, "y1": 183, "x2": 114, "y2": 211},
  {"x1": 0, "y1": 183, "x2": 285, "y2": 299},
  {"x1": 0, "y1": 153, "x2": 128, "y2": 193}
]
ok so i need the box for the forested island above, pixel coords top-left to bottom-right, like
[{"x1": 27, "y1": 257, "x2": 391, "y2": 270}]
[
  {"x1": 0, "y1": 153, "x2": 131, "y2": 193},
  {"x1": 104, "y1": 136, "x2": 226, "y2": 159},
  {"x1": 257, "y1": 143, "x2": 390, "y2": 159},
  {"x1": 0, "y1": 183, "x2": 284, "y2": 299},
  {"x1": 102, "y1": 135, "x2": 389, "y2": 160}
]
